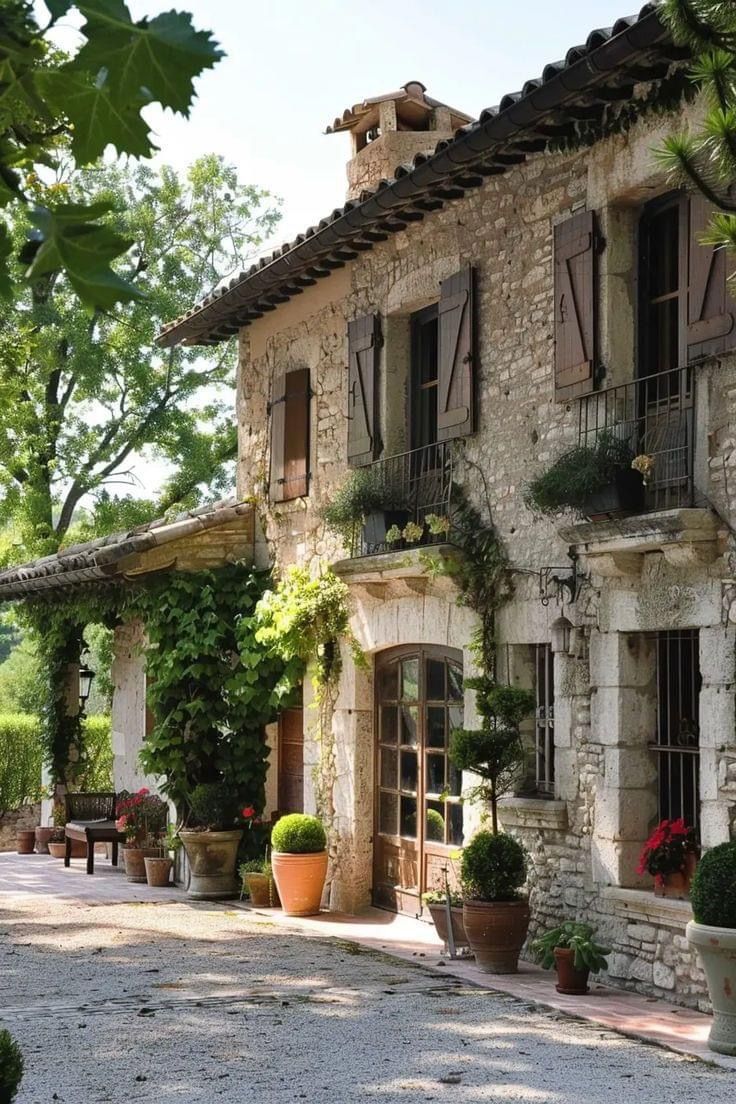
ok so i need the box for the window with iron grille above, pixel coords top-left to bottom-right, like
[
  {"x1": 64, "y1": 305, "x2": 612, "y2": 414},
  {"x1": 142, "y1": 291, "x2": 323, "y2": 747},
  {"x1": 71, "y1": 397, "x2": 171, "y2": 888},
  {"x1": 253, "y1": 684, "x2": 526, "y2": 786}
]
[
  {"x1": 650, "y1": 630, "x2": 701, "y2": 834},
  {"x1": 534, "y1": 644, "x2": 555, "y2": 796}
]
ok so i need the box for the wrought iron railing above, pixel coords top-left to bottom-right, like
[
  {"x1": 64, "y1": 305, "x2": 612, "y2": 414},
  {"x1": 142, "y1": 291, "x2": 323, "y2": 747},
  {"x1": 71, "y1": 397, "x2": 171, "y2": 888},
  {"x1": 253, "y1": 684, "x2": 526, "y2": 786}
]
[
  {"x1": 577, "y1": 365, "x2": 695, "y2": 512},
  {"x1": 352, "y1": 441, "x2": 454, "y2": 557}
]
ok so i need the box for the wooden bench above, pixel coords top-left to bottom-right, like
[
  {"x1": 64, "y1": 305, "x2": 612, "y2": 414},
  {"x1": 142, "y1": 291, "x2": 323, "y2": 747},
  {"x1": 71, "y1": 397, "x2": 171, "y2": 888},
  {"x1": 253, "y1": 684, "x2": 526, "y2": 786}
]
[{"x1": 64, "y1": 792, "x2": 126, "y2": 875}]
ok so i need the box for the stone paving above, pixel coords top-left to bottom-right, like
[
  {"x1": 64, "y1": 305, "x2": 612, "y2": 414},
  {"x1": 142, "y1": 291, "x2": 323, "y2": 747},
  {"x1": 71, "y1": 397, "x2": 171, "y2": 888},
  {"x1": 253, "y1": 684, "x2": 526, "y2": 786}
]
[{"x1": 1, "y1": 854, "x2": 734, "y2": 1103}]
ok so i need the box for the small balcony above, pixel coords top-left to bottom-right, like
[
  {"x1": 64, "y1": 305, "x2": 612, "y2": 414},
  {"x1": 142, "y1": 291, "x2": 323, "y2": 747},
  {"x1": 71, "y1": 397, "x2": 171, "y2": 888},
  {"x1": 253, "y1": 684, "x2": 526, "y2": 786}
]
[{"x1": 349, "y1": 441, "x2": 454, "y2": 559}]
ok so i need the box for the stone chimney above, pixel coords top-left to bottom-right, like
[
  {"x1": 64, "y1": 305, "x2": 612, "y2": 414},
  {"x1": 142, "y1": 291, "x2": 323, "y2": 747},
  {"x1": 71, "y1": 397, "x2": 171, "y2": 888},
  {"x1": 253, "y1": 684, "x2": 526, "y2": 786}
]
[{"x1": 326, "y1": 81, "x2": 473, "y2": 201}]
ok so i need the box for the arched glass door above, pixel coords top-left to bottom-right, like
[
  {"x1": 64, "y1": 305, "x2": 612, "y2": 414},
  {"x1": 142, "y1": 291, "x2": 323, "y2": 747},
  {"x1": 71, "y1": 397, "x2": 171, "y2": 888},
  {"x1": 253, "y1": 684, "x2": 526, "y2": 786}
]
[{"x1": 373, "y1": 646, "x2": 464, "y2": 914}]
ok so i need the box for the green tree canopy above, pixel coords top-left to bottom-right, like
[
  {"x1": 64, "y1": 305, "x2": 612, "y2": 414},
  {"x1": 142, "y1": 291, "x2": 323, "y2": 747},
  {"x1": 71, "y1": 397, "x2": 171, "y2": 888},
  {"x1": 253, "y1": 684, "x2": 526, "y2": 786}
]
[
  {"x1": 0, "y1": 154, "x2": 281, "y2": 558},
  {"x1": 0, "y1": 0, "x2": 222, "y2": 307}
]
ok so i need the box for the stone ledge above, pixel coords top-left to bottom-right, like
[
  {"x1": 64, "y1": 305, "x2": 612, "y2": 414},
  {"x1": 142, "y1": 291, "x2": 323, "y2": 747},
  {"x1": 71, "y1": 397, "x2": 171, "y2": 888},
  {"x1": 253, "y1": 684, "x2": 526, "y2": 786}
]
[
  {"x1": 498, "y1": 796, "x2": 568, "y2": 831},
  {"x1": 559, "y1": 508, "x2": 723, "y2": 577},
  {"x1": 600, "y1": 886, "x2": 692, "y2": 930},
  {"x1": 333, "y1": 544, "x2": 461, "y2": 599}
]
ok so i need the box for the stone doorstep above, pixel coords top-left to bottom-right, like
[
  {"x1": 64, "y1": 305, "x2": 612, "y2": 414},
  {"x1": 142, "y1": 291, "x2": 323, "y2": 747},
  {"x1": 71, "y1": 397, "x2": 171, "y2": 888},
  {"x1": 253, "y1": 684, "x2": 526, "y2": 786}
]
[{"x1": 230, "y1": 900, "x2": 736, "y2": 1073}]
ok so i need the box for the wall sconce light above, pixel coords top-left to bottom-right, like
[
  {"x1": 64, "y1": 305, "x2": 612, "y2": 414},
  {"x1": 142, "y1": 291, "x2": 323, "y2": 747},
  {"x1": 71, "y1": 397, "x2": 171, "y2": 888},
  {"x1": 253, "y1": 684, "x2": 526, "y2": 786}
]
[{"x1": 78, "y1": 667, "x2": 95, "y2": 708}]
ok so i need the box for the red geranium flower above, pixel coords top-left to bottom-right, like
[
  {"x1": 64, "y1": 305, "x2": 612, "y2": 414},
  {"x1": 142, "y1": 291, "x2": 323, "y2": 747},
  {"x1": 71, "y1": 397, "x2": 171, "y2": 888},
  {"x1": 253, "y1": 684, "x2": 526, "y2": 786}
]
[{"x1": 242, "y1": 806, "x2": 256, "y2": 819}]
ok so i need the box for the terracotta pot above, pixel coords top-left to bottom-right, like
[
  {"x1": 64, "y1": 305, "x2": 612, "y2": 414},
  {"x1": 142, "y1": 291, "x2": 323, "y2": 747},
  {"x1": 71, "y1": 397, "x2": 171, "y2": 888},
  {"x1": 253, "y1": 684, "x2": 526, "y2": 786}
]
[
  {"x1": 47, "y1": 841, "x2": 66, "y2": 858},
  {"x1": 687, "y1": 921, "x2": 736, "y2": 1056},
  {"x1": 553, "y1": 947, "x2": 590, "y2": 995},
  {"x1": 123, "y1": 846, "x2": 158, "y2": 883},
  {"x1": 654, "y1": 853, "x2": 697, "y2": 899},
  {"x1": 179, "y1": 829, "x2": 243, "y2": 900},
  {"x1": 144, "y1": 856, "x2": 173, "y2": 888},
  {"x1": 271, "y1": 850, "x2": 328, "y2": 917},
  {"x1": 246, "y1": 872, "x2": 281, "y2": 907},
  {"x1": 462, "y1": 899, "x2": 530, "y2": 973},
  {"x1": 34, "y1": 827, "x2": 54, "y2": 854},
  {"x1": 427, "y1": 903, "x2": 469, "y2": 949},
  {"x1": 16, "y1": 830, "x2": 35, "y2": 854}
]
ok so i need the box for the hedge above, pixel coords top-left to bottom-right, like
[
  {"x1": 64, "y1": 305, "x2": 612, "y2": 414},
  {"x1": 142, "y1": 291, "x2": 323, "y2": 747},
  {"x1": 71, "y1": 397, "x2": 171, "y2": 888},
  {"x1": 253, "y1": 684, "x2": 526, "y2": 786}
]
[{"x1": 0, "y1": 713, "x2": 112, "y2": 814}]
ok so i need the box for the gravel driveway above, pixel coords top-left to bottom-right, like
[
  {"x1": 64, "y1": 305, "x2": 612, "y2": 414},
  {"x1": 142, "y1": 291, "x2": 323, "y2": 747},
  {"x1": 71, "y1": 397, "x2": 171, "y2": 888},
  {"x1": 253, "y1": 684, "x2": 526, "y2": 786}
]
[{"x1": 1, "y1": 889, "x2": 732, "y2": 1103}]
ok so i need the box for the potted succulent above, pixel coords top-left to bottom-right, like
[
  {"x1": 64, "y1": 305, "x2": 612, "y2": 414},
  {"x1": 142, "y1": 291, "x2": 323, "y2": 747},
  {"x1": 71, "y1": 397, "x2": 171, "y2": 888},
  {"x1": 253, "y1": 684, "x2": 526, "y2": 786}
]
[
  {"x1": 322, "y1": 466, "x2": 408, "y2": 554},
  {"x1": 450, "y1": 679, "x2": 535, "y2": 972},
  {"x1": 525, "y1": 431, "x2": 643, "y2": 521},
  {"x1": 423, "y1": 888, "x2": 469, "y2": 952},
  {"x1": 637, "y1": 818, "x2": 698, "y2": 898},
  {"x1": 239, "y1": 856, "x2": 281, "y2": 907},
  {"x1": 116, "y1": 788, "x2": 168, "y2": 883},
  {"x1": 686, "y1": 841, "x2": 736, "y2": 1056},
  {"x1": 531, "y1": 921, "x2": 610, "y2": 995},
  {"x1": 0, "y1": 1028, "x2": 23, "y2": 1104},
  {"x1": 179, "y1": 784, "x2": 246, "y2": 900},
  {"x1": 270, "y1": 813, "x2": 328, "y2": 916},
  {"x1": 144, "y1": 824, "x2": 180, "y2": 888}
]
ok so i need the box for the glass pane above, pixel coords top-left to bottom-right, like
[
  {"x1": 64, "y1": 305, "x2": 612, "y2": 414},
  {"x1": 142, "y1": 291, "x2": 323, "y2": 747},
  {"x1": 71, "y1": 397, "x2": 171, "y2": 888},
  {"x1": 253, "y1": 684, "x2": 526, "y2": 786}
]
[
  {"x1": 401, "y1": 658, "x2": 419, "y2": 702},
  {"x1": 447, "y1": 664, "x2": 464, "y2": 701},
  {"x1": 425, "y1": 753, "x2": 445, "y2": 795},
  {"x1": 400, "y1": 750, "x2": 418, "y2": 793},
  {"x1": 378, "y1": 663, "x2": 399, "y2": 701},
  {"x1": 400, "y1": 705, "x2": 418, "y2": 747},
  {"x1": 379, "y1": 791, "x2": 398, "y2": 836},
  {"x1": 380, "y1": 748, "x2": 397, "y2": 790},
  {"x1": 426, "y1": 659, "x2": 445, "y2": 701},
  {"x1": 448, "y1": 760, "x2": 462, "y2": 797},
  {"x1": 426, "y1": 800, "x2": 446, "y2": 843},
  {"x1": 400, "y1": 796, "x2": 417, "y2": 838},
  {"x1": 381, "y1": 706, "x2": 398, "y2": 745},
  {"x1": 448, "y1": 803, "x2": 464, "y2": 845},
  {"x1": 448, "y1": 704, "x2": 463, "y2": 736},
  {"x1": 427, "y1": 706, "x2": 446, "y2": 749}
]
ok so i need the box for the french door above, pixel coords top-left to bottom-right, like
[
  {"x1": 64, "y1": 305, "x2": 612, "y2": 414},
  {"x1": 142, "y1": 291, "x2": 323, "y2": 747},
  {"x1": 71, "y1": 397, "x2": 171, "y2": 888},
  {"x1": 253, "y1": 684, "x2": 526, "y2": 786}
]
[{"x1": 373, "y1": 646, "x2": 464, "y2": 914}]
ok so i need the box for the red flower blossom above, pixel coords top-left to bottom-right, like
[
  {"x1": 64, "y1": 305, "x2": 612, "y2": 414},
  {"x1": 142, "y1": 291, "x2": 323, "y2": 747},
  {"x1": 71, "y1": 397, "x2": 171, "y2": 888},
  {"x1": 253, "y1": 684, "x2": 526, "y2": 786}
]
[
  {"x1": 242, "y1": 806, "x2": 256, "y2": 819},
  {"x1": 637, "y1": 818, "x2": 696, "y2": 879}
]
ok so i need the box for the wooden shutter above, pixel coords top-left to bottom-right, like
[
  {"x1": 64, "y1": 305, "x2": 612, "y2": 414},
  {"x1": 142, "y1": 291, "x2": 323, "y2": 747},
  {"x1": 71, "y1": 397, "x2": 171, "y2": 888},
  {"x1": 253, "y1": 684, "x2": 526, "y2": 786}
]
[
  {"x1": 437, "y1": 265, "x2": 474, "y2": 440},
  {"x1": 687, "y1": 194, "x2": 736, "y2": 361},
  {"x1": 554, "y1": 210, "x2": 596, "y2": 402},
  {"x1": 269, "y1": 367, "x2": 310, "y2": 501},
  {"x1": 347, "y1": 314, "x2": 381, "y2": 467}
]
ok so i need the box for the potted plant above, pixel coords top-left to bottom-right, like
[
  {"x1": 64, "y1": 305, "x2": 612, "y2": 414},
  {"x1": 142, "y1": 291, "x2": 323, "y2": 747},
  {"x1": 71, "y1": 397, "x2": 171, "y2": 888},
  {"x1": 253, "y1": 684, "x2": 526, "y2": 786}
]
[
  {"x1": 322, "y1": 466, "x2": 408, "y2": 554},
  {"x1": 531, "y1": 921, "x2": 610, "y2": 995},
  {"x1": 270, "y1": 813, "x2": 328, "y2": 916},
  {"x1": 47, "y1": 826, "x2": 67, "y2": 858},
  {"x1": 637, "y1": 818, "x2": 698, "y2": 898},
  {"x1": 46, "y1": 803, "x2": 86, "y2": 859},
  {"x1": 15, "y1": 828, "x2": 35, "y2": 854},
  {"x1": 0, "y1": 1028, "x2": 23, "y2": 1104},
  {"x1": 179, "y1": 784, "x2": 245, "y2": 900},
  {"x1": 423, "y1": 888, "x2": 469, "y2": 952},
  {"x1": 686, "y1": 841, "x2": 736, "y2": 1056},
  {"x1": 144, "y1": 824, "x2": 180, "y2": 888},
  {"x1": 239, "y1": 856, "x2": 281, "y2": 907},
  {"x1": 450, "y1": 680, "x2": 535, "y2": 972},
  {"x1": 34, "y1": 824, "x2": 55, "y2": 854},
  {"x1": 525, "y1": 431, "x2": 644, "y2": 521},
  {"x1": 116, "y1": 788, "x2": 168, "y2": 883}
]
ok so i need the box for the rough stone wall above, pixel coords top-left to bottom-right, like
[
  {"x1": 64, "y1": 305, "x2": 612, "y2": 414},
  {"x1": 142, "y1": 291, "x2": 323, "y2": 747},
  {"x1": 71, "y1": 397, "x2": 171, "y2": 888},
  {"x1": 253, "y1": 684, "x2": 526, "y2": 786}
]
[
  {"x1": 236, "y1": 95, "x2": 736, "y2": 1008},
  {"x1": 0, "y1": 802, "x2": 41, "y2": 851}
]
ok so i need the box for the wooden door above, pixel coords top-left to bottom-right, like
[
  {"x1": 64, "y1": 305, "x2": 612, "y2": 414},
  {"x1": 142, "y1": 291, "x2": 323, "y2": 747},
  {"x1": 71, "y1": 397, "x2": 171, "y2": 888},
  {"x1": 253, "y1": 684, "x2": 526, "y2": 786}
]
[
  {"x1": 373, "y1": 647, "x2": 464, "y2": 915},
  {"x1": 278, "y1": 708, "x2": 304, "y2": 814}
]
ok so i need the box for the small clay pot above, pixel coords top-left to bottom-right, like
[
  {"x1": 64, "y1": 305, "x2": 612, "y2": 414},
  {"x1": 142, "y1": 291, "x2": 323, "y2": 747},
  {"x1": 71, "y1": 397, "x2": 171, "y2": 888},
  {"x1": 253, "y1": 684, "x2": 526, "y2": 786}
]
[
  {"x1": 123, "y1": 846, "x2": 158, "y2": 883},
  {"x1": 16, "y1": 830, "x2": 36, "y2": 855},
  {"x1": 246, "y1": 872, "x2": 281, "y2": 908},
  {"x1": 47, "y1": 841, "x2": 66, "y2": 858},
  {"x1": 34, "y1": 827, "x2": 54, "y2": 854},
  {"x1": 553, "y1": 947, "x2": 590, "y2": 995},
  {"x1": 271, "y1": 850, "x2": 328, "y2": 916},
  {"x1": 144, "y1": 856, "x2": 173, "y2": 887}
]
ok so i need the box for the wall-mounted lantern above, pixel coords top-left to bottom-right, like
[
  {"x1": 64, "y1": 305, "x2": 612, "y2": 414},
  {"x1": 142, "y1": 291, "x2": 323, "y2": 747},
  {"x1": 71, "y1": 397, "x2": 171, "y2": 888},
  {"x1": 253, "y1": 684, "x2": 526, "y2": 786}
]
[{"x1": 78, "y1": 667, "x2": 96, "y2": 708}]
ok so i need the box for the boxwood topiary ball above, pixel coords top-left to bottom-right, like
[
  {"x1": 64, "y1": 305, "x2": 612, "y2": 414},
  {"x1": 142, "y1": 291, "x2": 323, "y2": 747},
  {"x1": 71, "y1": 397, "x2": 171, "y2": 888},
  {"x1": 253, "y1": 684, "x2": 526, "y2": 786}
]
[
  {"x1": 271, "y1": 813, "x2": 327, "y2": 854},
  {"x1": 690, "y1": 841, "x2": 736, "y2": 928},
  {"x1": 460, "y1": 830, "x2": 528, "y2": 902}
]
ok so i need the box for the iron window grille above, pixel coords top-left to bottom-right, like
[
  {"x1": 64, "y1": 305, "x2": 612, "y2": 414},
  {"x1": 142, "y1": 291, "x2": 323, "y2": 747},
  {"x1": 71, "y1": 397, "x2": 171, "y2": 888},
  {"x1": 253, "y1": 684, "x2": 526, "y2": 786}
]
[
  {"x1": 649, "y1": 629, "x2": 701, "y2": 834},
  {"x1": 534, "y1": 643, "x2": 555, "y2": 796}
]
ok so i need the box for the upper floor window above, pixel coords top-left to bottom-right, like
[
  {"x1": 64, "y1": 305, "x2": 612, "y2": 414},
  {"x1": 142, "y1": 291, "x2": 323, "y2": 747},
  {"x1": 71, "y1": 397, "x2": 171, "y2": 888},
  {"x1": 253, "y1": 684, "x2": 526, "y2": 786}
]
[
  {"x1": 639, "y1": 194, "x2": 687, "y2": 381},
  {"x1": 410, "y1": 303, "x2": 439, "y2": 451}
]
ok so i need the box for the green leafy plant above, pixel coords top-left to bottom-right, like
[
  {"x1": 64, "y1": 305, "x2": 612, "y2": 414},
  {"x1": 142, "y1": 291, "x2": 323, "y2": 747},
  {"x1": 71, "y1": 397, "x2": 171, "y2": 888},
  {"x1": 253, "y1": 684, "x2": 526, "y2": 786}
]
[
  {"x1": 422, "y1": 888, "x2": 463, "y2": 907},
  {"x1": 0, "y1": 1029, "x2": 23, "y2": 1103},
  {"x1": 524, "y1": 432, "x2": 635, "y2": 516},
  {"x1": 271, "y1": 813, "x2": 327, "y2": 854},
  {"x1": 460, "y1": 831, "x2": 528, "y2": 902},
  {"x1": 321, "y1": 467, "x2": 405, "y2": 549},
  {"x1": 0, "y1": 714, "x2": 44, "y2": 814},
  {"x1": 402, "y1": 521, "x2": 425, "y2": 544},
  {"x1": 186, "y1": 783, "x2": 242, "y2": 831},
  {"x1": 385, "y1": 524, "x2": 403, "y2": 544},
  {"x1": 425, "y1": 513, "x2": 451, "y2": 537},
  {"x1": 531, "y1": 921, "x2": 610, "y2": 972},
  {"x1": 690, "y1": 841, "x2": 736, "y2": 928}
]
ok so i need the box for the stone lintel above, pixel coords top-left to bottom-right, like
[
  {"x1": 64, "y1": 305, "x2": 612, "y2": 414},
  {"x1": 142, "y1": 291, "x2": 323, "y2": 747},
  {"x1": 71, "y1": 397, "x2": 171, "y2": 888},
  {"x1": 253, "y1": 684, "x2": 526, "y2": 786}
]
[
  {"x1": 498, "y1": 796, "x2": 568, "y2": 831},
  {"x1": 600, "y1": 885, "x2": 693, "y2": 930}
]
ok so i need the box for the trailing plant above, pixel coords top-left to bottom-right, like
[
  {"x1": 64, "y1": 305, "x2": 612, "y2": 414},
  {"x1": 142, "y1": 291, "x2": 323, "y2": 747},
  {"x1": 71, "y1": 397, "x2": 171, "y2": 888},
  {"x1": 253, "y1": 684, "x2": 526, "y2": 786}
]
[
  {"x1": 321, "y1": 467, "x2": 406, "y2": 550},
  {"x1": 690, "y1": 841, "x2": 736, "y2": 928},
  {"x1": 531, "y1": 921, "x2": 610, "y2": 973},
  {"x1": 271, "y1": 813, "x2": 327, "y2": 854},
  {"x1": 524, "y1": 432, "x2": 635, "y2": 517},
  {"x1": 637, "y1": 818, "x2": 697, "y2": 885},
  {"x1": 460, "y1": 830, "x2": 528, "y2": 902},
  {"x1": 0, "y1": 1029, "x2": 23, "y2": 1104},
  {"x1": 135, "y1": 564, "x2": 295, "y2": 816}
]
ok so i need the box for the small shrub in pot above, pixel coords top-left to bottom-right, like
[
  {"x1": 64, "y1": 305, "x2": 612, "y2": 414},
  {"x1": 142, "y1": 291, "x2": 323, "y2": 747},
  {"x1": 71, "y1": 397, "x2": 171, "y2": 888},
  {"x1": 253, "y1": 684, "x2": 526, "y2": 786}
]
[
  {"x1": 531, "y1": 921, "x2": 609, "y2": 995},
  {"x1": 686, "y1": 841, "x2": 736, "y2": 1055},
  {"x1": 271, "y1": 814, "x2": 328, "y2": 916}
]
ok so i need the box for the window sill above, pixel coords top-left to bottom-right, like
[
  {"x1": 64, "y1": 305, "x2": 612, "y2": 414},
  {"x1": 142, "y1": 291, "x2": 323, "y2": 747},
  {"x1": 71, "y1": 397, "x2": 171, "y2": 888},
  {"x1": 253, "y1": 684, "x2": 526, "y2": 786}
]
[
  {"x1": 498, "y1": 796, "x2": 568, "y2": 832},
  {"x1": 332, "y1": 544, "x2": 461, "y2": 599},
  {"x1": 600, "y1": 886, "x2": 692, "y2": 928}
]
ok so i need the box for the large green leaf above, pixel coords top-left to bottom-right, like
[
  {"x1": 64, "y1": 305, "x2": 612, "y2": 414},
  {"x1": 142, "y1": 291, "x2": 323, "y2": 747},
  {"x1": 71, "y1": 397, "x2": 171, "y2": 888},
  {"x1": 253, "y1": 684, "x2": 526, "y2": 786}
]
[
  {"x1": 0, "y1": 222, "x2": 12, "y2": 298},
  {"x1": 38, "y1": 69, "x2": 154, "y2": 163},
  {"x1": 73, "y1": 0, "x2": 223, "y2": 116}
]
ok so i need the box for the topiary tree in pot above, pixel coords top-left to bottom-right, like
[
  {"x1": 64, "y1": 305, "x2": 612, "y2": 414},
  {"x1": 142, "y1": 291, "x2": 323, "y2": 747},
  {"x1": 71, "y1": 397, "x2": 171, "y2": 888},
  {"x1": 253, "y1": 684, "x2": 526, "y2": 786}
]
[
  {"x1": 450, "y1": 679, "x2": 534, "y2": 973},
  {"x1": 270, "y1": 813, "x2": 328, "y2": 917},
  {"x1": 686, "y1": 841, "x2": 736, "y2": 1055}
]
